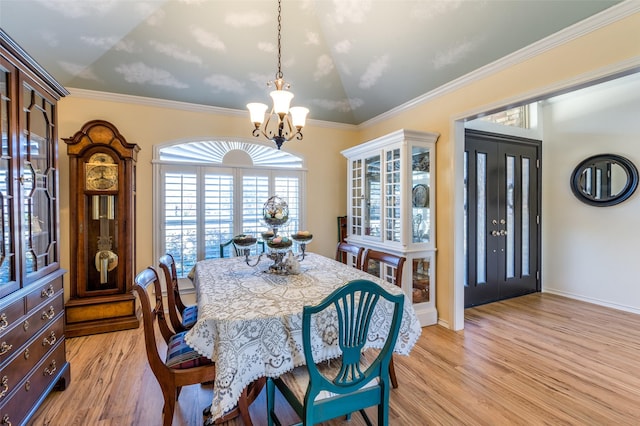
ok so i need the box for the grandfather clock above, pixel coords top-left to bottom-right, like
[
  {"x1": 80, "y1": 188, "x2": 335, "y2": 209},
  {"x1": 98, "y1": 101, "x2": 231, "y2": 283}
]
[{"x1": 64, "y1": 120, "x2": 140, "y2": 337}]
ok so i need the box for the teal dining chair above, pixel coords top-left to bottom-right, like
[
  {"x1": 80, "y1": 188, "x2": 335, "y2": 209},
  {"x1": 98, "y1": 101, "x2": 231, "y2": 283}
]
[
  {"x1": 220, "y1": 238, "x2": 266, "y2": 258},
  {"x1": 266, "y1": 279, "x2": 404, "y2": 425}
]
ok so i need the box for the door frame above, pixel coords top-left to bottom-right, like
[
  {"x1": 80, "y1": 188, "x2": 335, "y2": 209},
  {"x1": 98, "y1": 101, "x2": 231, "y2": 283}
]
[{"x1": 449, "y1": 63, "x2": 640, "y2": 331}]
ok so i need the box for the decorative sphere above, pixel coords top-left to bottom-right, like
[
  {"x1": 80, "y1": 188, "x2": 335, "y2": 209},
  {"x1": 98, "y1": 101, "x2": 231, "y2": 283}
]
[{"x1": 263, "y1": 195, "x2": 289, "y2": 227}]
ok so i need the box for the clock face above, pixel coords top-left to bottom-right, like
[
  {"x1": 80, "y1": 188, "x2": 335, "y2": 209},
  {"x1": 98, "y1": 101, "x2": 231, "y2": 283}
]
[{"x1": 86, "y1": 153, "x2": 118, "y2": 191}]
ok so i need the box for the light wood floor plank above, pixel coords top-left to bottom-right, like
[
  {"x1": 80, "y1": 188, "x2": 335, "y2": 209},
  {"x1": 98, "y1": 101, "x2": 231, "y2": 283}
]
[{"x1": 29, "y1": 293, "x2": 640, "y2": 425}]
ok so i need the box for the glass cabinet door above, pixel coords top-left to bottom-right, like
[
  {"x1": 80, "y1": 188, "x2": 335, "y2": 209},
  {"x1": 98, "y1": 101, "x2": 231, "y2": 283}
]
[
  {"x1": 349, "y1": 158, "x2": 363, "y2": 237},
  {"x1": 0, "y1": 63, "x2": 17, "y2": 297},
  {"x1": 385, "y1": 147, "x2": 401, "y2": 243},
  {"x1": 364, "y1": 154, "x2": 381, "y2": 238},
  {"x1": 21, "y1": 82, "x2": 58, "y2": 279},
  {"x1": 411, "y1": 145, "x2": 431, "y2": 243}
]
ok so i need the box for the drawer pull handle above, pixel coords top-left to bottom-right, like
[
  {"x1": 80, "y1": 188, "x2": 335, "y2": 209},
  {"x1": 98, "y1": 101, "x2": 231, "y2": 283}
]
[
  {"x1": 41, "y1": 284, "x2": 55, "y2": 298},
  {"x1": 0, "y1": 342, "x2": 12, "y2": 356},
  {"x1": 0, "y1": 376, "x2": 8, "y2": 399},
  {"x1": 1, "y1": 414, "x2": 11, "y2": 426},
  {"x1": 43, "y1": 331, "x2": 56, "y2": 346},
  {"x1": 23, "y1": 320, "x2": 29, "y2": 331},
  {"x1": 24, "y1": 348, "x2": 29, "y2": 360},
  {"x1": 43, "y1": 360, "x2": 57, "y2": 376},
  {"x1": 0, "y1": 314, "x2": 7, "y2": 331},
  {"x1": 41, "y1": 306, "x2": 55, "y2": 320}
]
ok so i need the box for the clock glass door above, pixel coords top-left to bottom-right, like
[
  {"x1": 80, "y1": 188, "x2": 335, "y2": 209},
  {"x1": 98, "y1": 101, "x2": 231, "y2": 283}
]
[{"x1": 85, "y1": 194, "x2": 119, "y2": 291}]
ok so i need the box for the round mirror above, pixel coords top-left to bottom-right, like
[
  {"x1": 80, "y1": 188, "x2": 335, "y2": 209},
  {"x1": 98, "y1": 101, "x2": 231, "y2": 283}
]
[{"x1": 570, "y1": 154, "x2": 638, "y2": 206}]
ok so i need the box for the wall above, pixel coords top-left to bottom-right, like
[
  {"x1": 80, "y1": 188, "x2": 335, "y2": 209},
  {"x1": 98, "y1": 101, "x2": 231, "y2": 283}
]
[
  {"x1": 57, "y1": 10, "x2": 640, "y2": 326},
  {"x1": 541, "y1": 72, "x2": 640, "y2": 313},
  {"x1": 57, "y1": 96, "x2": 358, "y2": 302}
]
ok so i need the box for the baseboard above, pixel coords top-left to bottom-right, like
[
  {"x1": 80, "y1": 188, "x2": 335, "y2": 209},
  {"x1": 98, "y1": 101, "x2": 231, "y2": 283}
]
[{"x1": 542, "y1": 289, "x2": 640, "y2": 315}]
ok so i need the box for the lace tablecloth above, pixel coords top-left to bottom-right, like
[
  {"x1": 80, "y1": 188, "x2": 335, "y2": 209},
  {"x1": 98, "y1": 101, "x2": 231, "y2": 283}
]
[{"x1": 185, "y1": 253, "x2": 422, "y2": 420}]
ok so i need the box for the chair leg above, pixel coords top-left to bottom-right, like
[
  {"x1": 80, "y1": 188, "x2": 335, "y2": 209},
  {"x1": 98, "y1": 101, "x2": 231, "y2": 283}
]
[
  {"x1": 238, "y1": 386, "x2": 253, "y2": 426},
  {"x1": 389, "y1": 356, "x2": 399, "y2": 389},
  {"x1": 162, "y1": 389, "x2": 177, "y2": 426},
  {"x1": 266, "y1": 378, "x2": 275, "y2": 426}
]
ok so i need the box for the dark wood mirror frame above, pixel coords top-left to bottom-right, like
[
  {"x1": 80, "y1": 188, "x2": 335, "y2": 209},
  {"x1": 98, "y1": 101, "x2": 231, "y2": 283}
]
[{"x1": 570, "y1": 153, "x2": 638, "y2": 207}]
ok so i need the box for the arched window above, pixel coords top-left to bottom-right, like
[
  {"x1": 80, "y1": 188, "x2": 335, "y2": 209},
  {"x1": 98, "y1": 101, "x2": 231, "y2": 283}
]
[{"x1": 153, "y1": 139, "x2": 306, "y2": 277}]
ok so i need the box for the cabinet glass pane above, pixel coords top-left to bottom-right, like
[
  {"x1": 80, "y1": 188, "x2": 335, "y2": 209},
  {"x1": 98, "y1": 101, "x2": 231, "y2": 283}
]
[
  {"x1": 364, "y1": 154, "x2": 380, "y2": 237},
  {"x1": 0, "y1": 68, "x2": 15, "y2": 284},
  {"x1": 22, "y1": 85, "x2": 57, "y2": 274},
  {"x1": 385, "y1": 148, "x2": 401, "y2": 242},
  {"x1": 350, "y1": 159, "x2": 363, "y2": 237},
  {"x1": 412, "y1": 256, "x2": 430, "y2": 303},
  {"x1": 411, "y1": 146, "x2": 430, "y2": 243}
]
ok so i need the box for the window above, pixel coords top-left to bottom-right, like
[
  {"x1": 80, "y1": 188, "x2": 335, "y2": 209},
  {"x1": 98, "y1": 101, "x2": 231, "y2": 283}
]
[
  {"x1": 154, "y1": 140, "x2": 306, "y2": 277},
  {"x1": 478, "y1": 105, "x2": 531, "y2": 128}
]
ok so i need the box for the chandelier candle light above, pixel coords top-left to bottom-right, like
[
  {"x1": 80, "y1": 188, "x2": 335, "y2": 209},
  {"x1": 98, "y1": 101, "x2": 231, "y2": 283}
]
[{"x1": 247, "y1": 0, "x2": 309, "y2": 150}]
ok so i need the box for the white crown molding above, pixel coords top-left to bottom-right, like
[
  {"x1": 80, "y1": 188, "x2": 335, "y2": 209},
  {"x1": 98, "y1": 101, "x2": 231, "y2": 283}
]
[
  {"x1": 66, "y1": 87, "x2": 357, "y2": 132},
  {"x1": 454, "y1": 55, "x2": 640, "y2": 122},
  {"x1": 359, "y1": 0, "x2": 640, "y2": 129}
]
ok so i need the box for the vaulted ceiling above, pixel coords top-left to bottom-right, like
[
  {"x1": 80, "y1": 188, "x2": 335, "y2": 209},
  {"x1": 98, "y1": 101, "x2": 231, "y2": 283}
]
[{"x1": 0, "y1": 0, "x2": 623, "y2": 125}]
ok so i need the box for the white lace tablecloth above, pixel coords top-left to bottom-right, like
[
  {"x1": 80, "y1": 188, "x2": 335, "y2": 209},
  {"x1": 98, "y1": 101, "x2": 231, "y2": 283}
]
[{"x1": 185, "y1": 253, "x2": 422, "y2": 420}]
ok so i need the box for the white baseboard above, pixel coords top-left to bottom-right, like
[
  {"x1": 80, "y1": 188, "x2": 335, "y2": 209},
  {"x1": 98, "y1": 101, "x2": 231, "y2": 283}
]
[{"x1": 543, "y1": 289, "x2": 640, "y2": 315}]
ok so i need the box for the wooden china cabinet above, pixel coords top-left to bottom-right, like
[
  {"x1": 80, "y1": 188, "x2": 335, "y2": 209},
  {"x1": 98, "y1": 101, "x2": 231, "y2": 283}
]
[
  {"x1": 0, "y1": 29, "x2": 70, "y2": 424},
  {"x1": 64, "y1": 120, "x2": 140, "y2": 337}
]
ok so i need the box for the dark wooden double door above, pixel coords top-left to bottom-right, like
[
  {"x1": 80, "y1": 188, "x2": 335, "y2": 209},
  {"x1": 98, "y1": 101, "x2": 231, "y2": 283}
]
[{"x1": 464, "y1": 129, "x2": 541, "y2": 308}]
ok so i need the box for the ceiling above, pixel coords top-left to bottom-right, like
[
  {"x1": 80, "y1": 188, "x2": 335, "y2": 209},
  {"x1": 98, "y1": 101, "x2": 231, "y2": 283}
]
[{"x1": 0, "y1": 0, "x2": 624, "y2": 125}]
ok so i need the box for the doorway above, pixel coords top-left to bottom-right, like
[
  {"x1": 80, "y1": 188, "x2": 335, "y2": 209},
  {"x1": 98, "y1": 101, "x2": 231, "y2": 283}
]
[{"x1": 464, "y1": 129, "x2": 541, "y2": 308}]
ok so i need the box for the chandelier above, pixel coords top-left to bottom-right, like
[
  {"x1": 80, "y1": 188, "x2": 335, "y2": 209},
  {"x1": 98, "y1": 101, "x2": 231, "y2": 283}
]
[{"x1": 247, "y1": 0, "x2": 309, "y2": 150}]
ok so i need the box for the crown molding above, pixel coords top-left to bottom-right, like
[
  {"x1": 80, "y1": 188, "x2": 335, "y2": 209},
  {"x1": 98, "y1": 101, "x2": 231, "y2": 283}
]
[
  {"x1": 66, "y1": 87, "x2": 356, "y2": 132},
  {"x1": 359, "y1": 0, "x2": 640, "y2": 129}
]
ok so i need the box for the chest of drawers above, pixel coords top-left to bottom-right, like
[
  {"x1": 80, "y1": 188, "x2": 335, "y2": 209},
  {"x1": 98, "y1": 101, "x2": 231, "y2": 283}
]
[{"x1": 0, "y1": 272, "x2": 69, "y2": 425}]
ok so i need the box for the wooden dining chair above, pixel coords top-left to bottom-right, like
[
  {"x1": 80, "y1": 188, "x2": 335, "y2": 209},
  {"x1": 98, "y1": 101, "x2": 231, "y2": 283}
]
[
  {"x1": 266, "y1": 279, "x2": 404, "y2": 426},
  {"x1": 134, "y1": 267, "x2": 258, "y2": 426},
  {"x1": 159, "y1": 253, "x2": 198, "y2": 333},
  {"x1": 361, "y1": 248, "x2": 406, "y2": 389},
  {"x1": 335, "y1": 241, "x2": 364, "y2": 269}
]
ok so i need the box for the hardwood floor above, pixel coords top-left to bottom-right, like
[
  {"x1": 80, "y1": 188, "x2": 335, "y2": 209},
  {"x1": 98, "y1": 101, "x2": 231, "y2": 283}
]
[{"x1": 30, "y1": 293, "x2": 640, "y2": 425}]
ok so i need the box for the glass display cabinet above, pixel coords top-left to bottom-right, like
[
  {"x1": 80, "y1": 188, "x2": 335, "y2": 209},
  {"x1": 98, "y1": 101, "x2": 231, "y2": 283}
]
[
  {"x1": 0, "y1": 28, "x2": 70, "y2": 425},
  {"x1": 342, "y1": 129, "x2": 439, "y2": 326}
]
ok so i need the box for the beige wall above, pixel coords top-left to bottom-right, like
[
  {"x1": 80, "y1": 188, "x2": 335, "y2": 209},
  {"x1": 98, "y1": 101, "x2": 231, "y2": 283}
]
[
  {"x1": 57, "y1": 99, "x2": 358, "y2": 304},
  {"x1": 357, "y1": 11, "x2": 640, "y2": 324},
  {"x1": 57, "y1": 11, "x2": 640, "y2": 327}
]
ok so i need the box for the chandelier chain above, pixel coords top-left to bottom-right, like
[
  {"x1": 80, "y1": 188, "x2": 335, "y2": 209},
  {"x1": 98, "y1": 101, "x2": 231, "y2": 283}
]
[{"x1": 276, "y1": 0, "x2": 283, "y2": 80}]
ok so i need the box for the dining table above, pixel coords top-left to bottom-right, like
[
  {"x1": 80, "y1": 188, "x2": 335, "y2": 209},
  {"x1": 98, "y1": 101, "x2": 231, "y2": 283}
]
[{"x1": 184, "y1": 252, "x2": 423, "y2": 421}]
